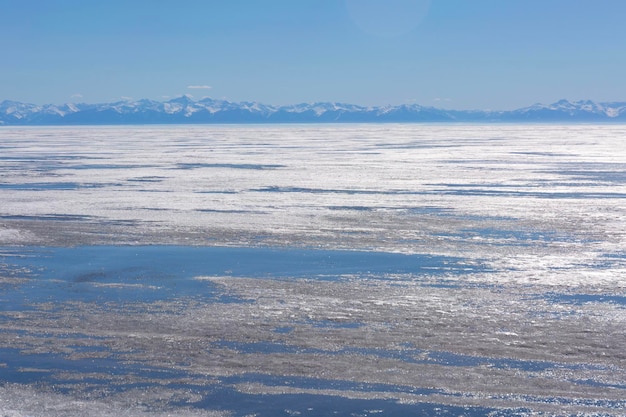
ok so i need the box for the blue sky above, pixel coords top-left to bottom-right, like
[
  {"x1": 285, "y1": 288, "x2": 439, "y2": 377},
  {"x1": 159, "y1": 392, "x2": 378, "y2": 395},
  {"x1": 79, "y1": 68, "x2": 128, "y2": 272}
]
[{"x1": 2, "y1": 0, "x2": 626, "y2": 109}]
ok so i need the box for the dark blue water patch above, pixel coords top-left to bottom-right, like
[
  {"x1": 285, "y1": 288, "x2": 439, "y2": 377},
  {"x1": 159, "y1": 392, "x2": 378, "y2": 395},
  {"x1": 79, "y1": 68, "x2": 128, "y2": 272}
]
[
  {"x1": 429, "y1": 187, "x2": 626, "y2": 199},
  {"x1": 195, "y1": 392, "x2": 525, "y2": 417},
  {"x1": 196, "y1": 208, "x2": 266, "y2": 214},
  {"x1": 208, "y1": 337, "x2": 583, "y2": 375},
  {"x1": 0, "y1": 345, "x2": 528, "y2": 416},
  {"x1": 0, "y1": 346, "x2": 196, "y2": 389},
  {"x1": 255, "y1": 185, "x2": 626, "y2": 199},
  {"x1": 423, "y1": 351, "x2": 566, "y2": 372},
  {"x1": 194, "y1": 190, "x2": 239, "y2": 194},
  {"x1": 174, "y1": 163, "x2": 285, "y2": 170},
  {"x1": 374, "y1": 142, "x2": 461, "y2": 150},
  {"x1": 511, "y1": 151, "x2": 575, "y2": 157},
  {"x1": 0, "y1": 214, "x2": 97, "y2": 222},
  {"x1": 339, "y1": 346, "x2": 598, "y2": 373},
  {"x1": 0, "y1": 347, "x2": 125, "y2": 385},
  {"x1": 253, "y1": 186, "x2": 425, "y2": 195},
  {"x1": 127, "y1": 176, "x2": 167, "y2": 183},
  {"x1": 591, "y1": 253, "x2": 626, "y2": 269},
  {"x1": 139, "y1": 207, "x2": 170, "y2": 211},
  {"x1": 579, "y1": 257, "x2": 626, "y2": 270},
  {"x1": 571, "y1": 378, "x2": 626, "y2": 390},
  {"x1": 273, "y1": 326, "x2": 294, "y2": 334},
  {"x1": 0, "y1": 246, "x2": 483, "y2": 308},
  {"x1": 2, "y1": 246, "x2": 480, "y2": 281},
  {"x1": 0, "y1": 251, "x2": 214, "y2": 308},
  {"x1": 190, "y1": 376, "x2": 527, "y2": 417},
  {"x1": 135, "y1": 189, "x2": 173, "y2": 193},
  {"x1": 0, "y1": 156, "x2": 107, "y2": 173},
  {"x1": 0, "y1": 155, "x2": 100, "y2": 162},
  {"x1": 0, "y1": 214, "x2": 138, "y2": 228},
  {"x1": 202, "y1": 374, "x2": 483, "y2": 416},
  {"x1": 65, "y1": 163, "x2": 156, "y2": 170},
  {"x1": 429, "y1": 183, "x2": 522, "y2": 188},
  {"x1": 327, "y1": 205, "x2": 373, "y2": 211},
  {"x1": 0, "y1": 182, "x2": 117, "y2": 191},
  {"x1": 545, "y1": 164, "x2": 626, "y2": 184},
  {"x1": 0, "y1": 156, "x2": 42, "y2": 160},
  {"x1": 402, "y1": 206, "x2": 453, "y2": 215},
  {"x1": 545, "y1": 292, "x2": 626, "y2": 307}
]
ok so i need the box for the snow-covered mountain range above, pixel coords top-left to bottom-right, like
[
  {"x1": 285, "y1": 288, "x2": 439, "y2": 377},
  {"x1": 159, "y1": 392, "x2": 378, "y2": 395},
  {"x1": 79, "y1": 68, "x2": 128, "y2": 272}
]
[{"x1": 2, "y1": 97, "x2": 626, "y2": 125}]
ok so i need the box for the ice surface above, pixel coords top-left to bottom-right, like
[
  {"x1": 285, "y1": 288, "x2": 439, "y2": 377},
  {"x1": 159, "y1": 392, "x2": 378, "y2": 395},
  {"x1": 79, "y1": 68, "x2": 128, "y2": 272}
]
[
  {"x1": 1, "y1": 124, "x2": 625, "y2": 286},
  {"x1": 0, "y1": 124, "x2": 625, "y2": 416}
]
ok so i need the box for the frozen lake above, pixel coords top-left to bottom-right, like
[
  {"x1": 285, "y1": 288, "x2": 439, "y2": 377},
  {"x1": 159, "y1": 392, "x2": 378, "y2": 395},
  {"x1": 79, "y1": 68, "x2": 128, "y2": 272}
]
[{"x1": 1, "y1": 124, "x2": 625, "y2": 416}]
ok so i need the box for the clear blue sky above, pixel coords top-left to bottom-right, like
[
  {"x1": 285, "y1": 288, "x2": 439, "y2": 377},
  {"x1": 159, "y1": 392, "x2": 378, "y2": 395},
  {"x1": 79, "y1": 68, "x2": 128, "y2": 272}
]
[{"x1": 2, "y1": 0, "x2": 626, "y2": 109}]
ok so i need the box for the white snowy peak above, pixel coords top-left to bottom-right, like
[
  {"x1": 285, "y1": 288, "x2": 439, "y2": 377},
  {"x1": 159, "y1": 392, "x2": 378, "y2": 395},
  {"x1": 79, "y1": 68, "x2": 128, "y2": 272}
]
[{"x1": 516, "y1": 99, "x2": 626, "y2": 118}]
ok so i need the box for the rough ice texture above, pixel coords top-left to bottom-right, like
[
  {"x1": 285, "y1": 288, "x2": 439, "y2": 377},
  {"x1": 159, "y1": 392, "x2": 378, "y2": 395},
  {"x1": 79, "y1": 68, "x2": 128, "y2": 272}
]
[{"x1": 0, "y1": 124, "x2": 625, "y2": 416}]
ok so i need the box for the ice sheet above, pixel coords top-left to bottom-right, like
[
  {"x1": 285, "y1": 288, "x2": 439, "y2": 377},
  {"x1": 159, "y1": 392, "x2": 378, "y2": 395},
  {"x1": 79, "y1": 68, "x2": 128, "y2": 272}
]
[{"x1": 1, "y1": 124, "x2": 625, "y2": 416}]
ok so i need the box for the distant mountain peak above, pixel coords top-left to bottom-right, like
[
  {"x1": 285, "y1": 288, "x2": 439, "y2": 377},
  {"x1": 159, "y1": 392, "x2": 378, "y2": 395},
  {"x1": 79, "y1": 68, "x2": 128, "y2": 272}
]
[{"x1": 168, "y1": 94, "x2": 194, "y2": 104}]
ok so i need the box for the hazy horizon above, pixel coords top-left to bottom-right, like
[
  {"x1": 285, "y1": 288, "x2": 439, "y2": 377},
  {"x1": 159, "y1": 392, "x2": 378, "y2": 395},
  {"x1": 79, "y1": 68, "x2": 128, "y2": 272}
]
[{"x1": 3, "y1": 94, "x2": 625, "y2": 112}]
